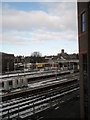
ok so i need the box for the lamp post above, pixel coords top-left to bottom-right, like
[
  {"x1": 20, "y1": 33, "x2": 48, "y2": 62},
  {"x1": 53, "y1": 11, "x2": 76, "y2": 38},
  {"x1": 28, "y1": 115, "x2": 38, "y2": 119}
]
[
  {"x1": 55, "y1": 62, "x2": 58, "y2": 80},
  {"x1": 18, "y1": 104, "x2": 19, "y2": 118},
  {"x1": 7, "y1": 62, "x2": 9, "y2": 72}
]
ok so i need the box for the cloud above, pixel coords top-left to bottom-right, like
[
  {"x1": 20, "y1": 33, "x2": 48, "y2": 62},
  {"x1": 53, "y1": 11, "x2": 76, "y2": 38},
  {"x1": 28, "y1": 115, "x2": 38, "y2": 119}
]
[
  {"x1": 2, "y1": 2, "x2": 77, "y2": 46},
  {"x1": 2, "y1": 28, "x2": 77, "y2": 47},
  {"x1": 2, "y1": 0, "x2": 77, "y2": 2},
  {"x1": 30, "y1": 29, "x2": 77, "y2": 41},
  {"x1": 2, "y1": 10, "x2": 69, "y2": 31},
  {"x1": 2, "y1": 2, "x2": 77, "y2": 31}
]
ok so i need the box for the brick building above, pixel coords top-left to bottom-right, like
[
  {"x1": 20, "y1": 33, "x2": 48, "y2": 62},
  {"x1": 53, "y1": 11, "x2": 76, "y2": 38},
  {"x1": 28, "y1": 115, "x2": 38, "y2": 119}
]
[
  {"x1": 78, "y1": 1, "x2": 90, "y2": 119},
  {"x1": 0, "y1": 52, "x2": 14, "y2": 73}
]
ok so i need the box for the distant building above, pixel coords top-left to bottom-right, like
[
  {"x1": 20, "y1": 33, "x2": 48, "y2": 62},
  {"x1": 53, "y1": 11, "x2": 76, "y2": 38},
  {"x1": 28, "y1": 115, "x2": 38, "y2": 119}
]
[
  {"x1": 57, "y1": 49, "x2": 78, "y2": 60},
  {"x1": 0, "y1": 52, "x2": 14, "y2": 73},
  {"x1": 78, "y1": 2, "x2": 90, "y2": 120},
  {"x1": 14, "y1": 56, "x2": 25, "y2": 63},
  {"x1": 61, "y1": 49, "x2": 64, "y2": 54},
  {"x1": 24, "y1": 56, "x2": 30, "y2": 63}
]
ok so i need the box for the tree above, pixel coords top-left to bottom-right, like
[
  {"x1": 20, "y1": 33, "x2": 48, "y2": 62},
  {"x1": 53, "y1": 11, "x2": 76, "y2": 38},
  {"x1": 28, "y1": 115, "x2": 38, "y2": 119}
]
[
  {"x1": 31, "y1": 52, "x2": 42, "y2": 57},
  {"x1": 30, "y1": 52, "x2": 42, "y2": 63}
]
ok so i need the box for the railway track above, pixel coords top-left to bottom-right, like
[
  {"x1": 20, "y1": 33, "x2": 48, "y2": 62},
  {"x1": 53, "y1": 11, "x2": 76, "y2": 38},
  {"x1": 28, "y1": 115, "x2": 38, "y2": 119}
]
[
  {"x1": 2, "y1": 72, "x2": 79, "y2": 100},
  {"x1": 0, "y1": 71, "x2": 80, "y2": 120},
  {"x1": 1, "y1": 70, "x2": 77, "y2": 94},
  {"x1": 1, "y1": 78, "x2": 79, "y2": 120}
]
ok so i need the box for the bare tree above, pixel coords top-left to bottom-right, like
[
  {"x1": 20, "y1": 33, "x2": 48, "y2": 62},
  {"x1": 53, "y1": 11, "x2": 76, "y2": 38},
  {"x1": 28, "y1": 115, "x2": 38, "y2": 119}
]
[
  {"x1": 31, "y1": 52, "x2": 42, "y2": 57},
  {"x1": 30, "y1": 52, "x2": 42, "y2": 63}
]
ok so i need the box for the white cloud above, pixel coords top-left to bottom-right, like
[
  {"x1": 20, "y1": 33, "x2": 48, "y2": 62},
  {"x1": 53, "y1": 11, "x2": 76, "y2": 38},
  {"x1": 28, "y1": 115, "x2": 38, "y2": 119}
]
[
  {"x1": 2, "y1": 0, "x2": 77, "y2": 2},
  {"x1": 2, "y1": 28, "x2": 77, "y2": 46},
  {"x1": 2, "y1": 2, "x2": 77, "y2": 31},
  {"x1": 3, "y1": 10, "x2": 74, "y2": 31},
  {"x1": 2, "y1": 2, "x2": 78, "y2": 46}
]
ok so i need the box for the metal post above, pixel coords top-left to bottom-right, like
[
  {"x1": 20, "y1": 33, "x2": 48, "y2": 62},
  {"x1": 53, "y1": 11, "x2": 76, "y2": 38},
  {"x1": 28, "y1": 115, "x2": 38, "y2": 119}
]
[
  {"x1": 8, "y1": 109, "x2": 10, "y2": 119},
  {"x1": 18, "y1": 105, "x2": 19, "y2": 118},
  {"x1": 7, "y1": 62, "x2": 9, "y2": 72},
  {"x1": 49, "y1": 97, "x2": 52, "y2": 108},
  {"x1": 33, "y1": 102, "x2": 35, "y2": 115},
  {"x1": 56, "y1": 71, "x2": 57, "y2": 80},
  {"x1": 33, "y1": 102, "x2": 36, "y2": 119}
]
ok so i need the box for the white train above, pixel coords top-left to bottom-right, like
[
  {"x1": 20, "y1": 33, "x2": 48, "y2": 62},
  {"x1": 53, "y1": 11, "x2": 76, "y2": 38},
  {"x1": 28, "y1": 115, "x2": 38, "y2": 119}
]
[
  {"x1": 1, "y1": 69, "x2": 79, "y2": 92},
  {"x1": 2, "y1": 77, "x2": 28, "y2": 91}
]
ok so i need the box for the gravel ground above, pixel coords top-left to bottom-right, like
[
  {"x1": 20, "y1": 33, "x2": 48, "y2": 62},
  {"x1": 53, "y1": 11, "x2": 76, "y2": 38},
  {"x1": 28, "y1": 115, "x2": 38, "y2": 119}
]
[{"x1": 41, "y1": 97, "x2": 80, "y2": 120}]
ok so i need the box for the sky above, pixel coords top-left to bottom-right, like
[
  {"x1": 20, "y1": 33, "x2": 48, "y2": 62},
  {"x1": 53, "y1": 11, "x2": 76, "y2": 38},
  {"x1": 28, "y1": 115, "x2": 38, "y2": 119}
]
[{"x1": 1, "y1": 1, "x2": 78, "y2": 56}]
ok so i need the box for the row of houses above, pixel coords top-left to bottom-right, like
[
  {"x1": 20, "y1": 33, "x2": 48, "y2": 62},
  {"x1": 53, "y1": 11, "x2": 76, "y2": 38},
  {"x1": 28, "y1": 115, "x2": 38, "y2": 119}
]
[{"x1": 0, "y1": 50, "x2": 79, "y2": 73}]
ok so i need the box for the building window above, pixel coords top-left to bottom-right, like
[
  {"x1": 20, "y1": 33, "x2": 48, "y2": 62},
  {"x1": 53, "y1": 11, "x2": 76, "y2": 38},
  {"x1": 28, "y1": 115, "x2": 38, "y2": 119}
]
[
  {"x1": 83, "y1": 54, "x2": 88, "y2": 119},
  {"x1": 81, "y1": 12, "x2": 86, "y2": 32}
]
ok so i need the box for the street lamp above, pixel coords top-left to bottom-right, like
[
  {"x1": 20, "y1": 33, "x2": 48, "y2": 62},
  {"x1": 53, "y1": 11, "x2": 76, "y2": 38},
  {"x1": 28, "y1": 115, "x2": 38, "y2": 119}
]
[{"x1": 7, "y1": 62, "x2": 9, "y2": 72}]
